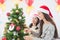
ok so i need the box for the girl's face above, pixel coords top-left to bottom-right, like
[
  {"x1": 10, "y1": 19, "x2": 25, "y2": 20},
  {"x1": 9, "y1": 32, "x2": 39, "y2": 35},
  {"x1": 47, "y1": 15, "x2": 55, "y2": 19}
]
[
  {"x1": 32, "y1": 17, "x2": 38, "y2": 24},
  {"x1": 38, "y1": 12, "x2": 44, "y2": 20}
]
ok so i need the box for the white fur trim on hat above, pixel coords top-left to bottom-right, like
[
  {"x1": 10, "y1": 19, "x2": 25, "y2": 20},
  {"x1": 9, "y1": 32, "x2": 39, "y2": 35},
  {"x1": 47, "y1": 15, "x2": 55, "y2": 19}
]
[{"x1": 38, "y1": 8, "x2": 49, "y2": 14}]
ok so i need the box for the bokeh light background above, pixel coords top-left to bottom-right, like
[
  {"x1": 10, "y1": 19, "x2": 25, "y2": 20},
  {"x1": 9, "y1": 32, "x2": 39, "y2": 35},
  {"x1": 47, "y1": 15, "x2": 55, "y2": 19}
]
[{"x1": 0, "y1": 0, "x2": 60, "y2": 39}]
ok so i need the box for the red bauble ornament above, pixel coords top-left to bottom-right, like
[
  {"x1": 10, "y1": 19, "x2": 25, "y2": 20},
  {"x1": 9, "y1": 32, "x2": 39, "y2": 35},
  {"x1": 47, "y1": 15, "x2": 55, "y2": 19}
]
[
  {"x1": 2, "y1": 37, "x2": 7, "y2": 40},
  {"x1": 16, "y1": 26, "x2": 21, "y2": 31},
  {"x1": 6, "y1": 12, "x2": 10, "y2": 16},
  {"x1": 10, "y1": 23, "x2": 15, "y2": 27},
  {"x1": 0, "y1": 0, "x2": 5, "y2": 4},
  {"x1": 55, "y1": 0, "x2": 60, "y2": 5},
  {"x1": 25, "y1": 0, "x2": 34, "y2": 6}
]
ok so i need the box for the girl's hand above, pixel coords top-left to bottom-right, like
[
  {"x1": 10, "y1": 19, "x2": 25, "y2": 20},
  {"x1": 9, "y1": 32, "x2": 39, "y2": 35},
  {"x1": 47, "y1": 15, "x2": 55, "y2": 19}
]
[
  {"x1": 24, "y1": 28, "x2": 31, "y2": 34},
  {"x1": 24, "y1": 36, "x2": 33, "y2": 40},
  {"x1": 24, "y1": 36, "x2": 29, "y2": 40},
  {"x1": 24, "y1": 28, "x2": 29, "y2": 34}
]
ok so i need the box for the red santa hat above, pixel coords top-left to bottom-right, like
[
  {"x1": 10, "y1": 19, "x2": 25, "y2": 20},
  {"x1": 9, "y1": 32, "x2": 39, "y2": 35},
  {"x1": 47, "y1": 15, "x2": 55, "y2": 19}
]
[
  {"x1": 38, "y1": 5, "x2": 53, "y2": 18},
  {"x1": 32, "y1": 14, "x2": 38, "y2": 18}
]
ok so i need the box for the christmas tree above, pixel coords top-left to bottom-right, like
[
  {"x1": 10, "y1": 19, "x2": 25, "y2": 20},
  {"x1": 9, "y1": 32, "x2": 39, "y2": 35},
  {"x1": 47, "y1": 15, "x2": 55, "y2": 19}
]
[{"x1": 2, "y1": 4, "x2": 26, "y2": 40}]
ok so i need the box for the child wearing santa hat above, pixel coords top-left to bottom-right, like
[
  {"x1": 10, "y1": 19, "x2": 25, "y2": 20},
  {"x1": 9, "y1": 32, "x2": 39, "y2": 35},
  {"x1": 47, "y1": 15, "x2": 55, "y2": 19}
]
[
  {"x1": 29, "y1": 14, "x2": 40, "y2": 37},
  {"x1": 24, "y1": 14, "x2": 40, "y2": 37},
  {"x1": 24, "y1": 5, "x2": 58, "y2": 40}
]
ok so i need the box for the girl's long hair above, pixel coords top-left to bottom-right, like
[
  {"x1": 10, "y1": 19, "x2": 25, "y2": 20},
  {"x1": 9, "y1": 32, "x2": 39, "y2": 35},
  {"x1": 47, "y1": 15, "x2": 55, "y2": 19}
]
[
  {"x1": 39, "y1": 12, "x2": 58, "y2": 38},
  {"x1": 29, "y1": 17, "x2": 40, "y2": 28}
]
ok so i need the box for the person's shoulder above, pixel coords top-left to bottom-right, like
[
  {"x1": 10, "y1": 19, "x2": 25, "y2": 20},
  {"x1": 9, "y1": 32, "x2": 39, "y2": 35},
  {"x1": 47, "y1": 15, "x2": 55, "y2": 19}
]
[
  {"x1": 48, "y1": 22, "x2": 54, "y2": 27},
  {"x1": 48, "y1": 22, "x2": 55, "y2": 30}
]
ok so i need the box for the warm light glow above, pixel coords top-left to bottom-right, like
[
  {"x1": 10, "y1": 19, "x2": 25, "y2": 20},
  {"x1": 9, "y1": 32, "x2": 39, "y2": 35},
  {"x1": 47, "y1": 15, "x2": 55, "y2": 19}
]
[
  {"x1": 56, "y1": 5, "x2": 60, "y2": 12},
  {"x1": 26, "y1": 6, "x2": 34, "y2": 15}
]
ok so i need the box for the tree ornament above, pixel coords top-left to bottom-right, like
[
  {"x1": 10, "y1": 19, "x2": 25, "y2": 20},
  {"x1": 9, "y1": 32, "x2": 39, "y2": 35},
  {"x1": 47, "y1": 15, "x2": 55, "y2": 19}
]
[
  {"x1": 9, "y1": 25, "x2": 14, "y2": 31},
  {"x1": 4, "y1": 28, "x2": 7, "y2": 34},
  {"x1": 13, "y1": 31, "x2": 18, "y2": 36},
  {"x1": 9, "y1": 23, "x2": 15, "y2": 31},
  {"x1": 11, "y1": 22, "x2": 14, "y2": 24},
  {"x1": 19, "y1": 17, "x2": 21, "y2": 19},
  {"x1": 16, "y1": 26, "x2": 21, "y2": 31},
  {"x1": 4, "y1": 31, "x2": 7, "y2": 34},
  {"x1": 2, "y1": 37, "x2": 7, "y2": 40},
  {"x1": 12, "y1": 38, "x2": 15, "y2": 40},
  {"x1": 16, "y1": 10, "x2": 19, "y2": 14},
  {"x1": 6, "y1": 12, "x2": 10, "y2": 16},
  {"x1": 14, "y1": 19, "x2": 19, "y2": 23},
  {"x1": 17, "y1": 38, "x2": 20, "y2": 40}
]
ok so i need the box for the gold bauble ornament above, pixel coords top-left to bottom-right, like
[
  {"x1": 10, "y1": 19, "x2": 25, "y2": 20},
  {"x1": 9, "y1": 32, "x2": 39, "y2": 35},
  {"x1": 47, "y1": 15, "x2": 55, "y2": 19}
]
[
  {"x1": 4, "y1": 28, "x2": 7, "y2": 34},
  {"x1": 14, "y1": 19, "x2": 19, "y2": 23},
  {"x1": 16, "y1": 10, "x2": 19, "y2": 13},
  {"x1": 17, "y1": 38, "x2": 20, "y2": 40}
]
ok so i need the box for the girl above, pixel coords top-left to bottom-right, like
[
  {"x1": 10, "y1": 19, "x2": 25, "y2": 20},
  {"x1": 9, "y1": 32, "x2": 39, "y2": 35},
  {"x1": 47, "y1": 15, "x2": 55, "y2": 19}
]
[
  {"x1": 29, "y1": 14, "x2": 40, "y2": 37},
  {"x1": 24, "y1": 5, "x2": 58, "y2": 40}
]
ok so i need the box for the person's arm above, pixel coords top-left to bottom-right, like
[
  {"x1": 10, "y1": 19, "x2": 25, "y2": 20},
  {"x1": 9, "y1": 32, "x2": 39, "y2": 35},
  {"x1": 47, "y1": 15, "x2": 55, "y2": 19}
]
[
  {"x1": 32, "y1": 24, "x2": 55, "y2": 40},
  {"x1": 30, "y1": 23, "x2": 40, "y2": 35},
  {"x1": 31, "y1": 30, "x2": 40, "y2": 37}
]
